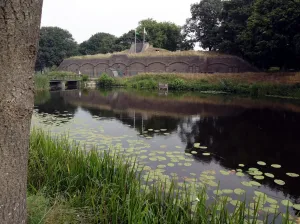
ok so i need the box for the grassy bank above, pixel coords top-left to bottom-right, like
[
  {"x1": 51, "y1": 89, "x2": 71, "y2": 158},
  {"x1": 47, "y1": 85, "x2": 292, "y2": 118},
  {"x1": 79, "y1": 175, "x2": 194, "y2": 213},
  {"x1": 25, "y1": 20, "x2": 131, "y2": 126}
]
[
  {"x1": 27, "y1": 129, "x2": 293, "y2": 224},
  {"x1": 98, "y1": 73, "x2": 300, "y2": 98}
]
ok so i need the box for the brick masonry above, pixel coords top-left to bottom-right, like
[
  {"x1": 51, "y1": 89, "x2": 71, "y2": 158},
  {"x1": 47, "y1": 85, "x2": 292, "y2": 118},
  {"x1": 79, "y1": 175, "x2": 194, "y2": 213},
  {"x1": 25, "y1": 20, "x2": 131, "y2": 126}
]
[{"x1": 58, "y1": 54, "x2": 258, "y2": 77}]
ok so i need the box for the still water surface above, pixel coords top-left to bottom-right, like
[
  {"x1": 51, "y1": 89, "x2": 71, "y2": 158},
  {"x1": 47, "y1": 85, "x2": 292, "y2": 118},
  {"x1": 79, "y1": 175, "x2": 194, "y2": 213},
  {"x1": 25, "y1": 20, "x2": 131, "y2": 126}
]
[{"x1": 32, "y1": 89, "x2": 300, "y2": 221}]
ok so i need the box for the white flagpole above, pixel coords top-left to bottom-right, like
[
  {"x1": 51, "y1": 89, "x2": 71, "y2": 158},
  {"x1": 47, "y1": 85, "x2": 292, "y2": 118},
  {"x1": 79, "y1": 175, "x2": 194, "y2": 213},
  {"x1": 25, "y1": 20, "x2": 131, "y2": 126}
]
[
  {"x1": 135, "y1": 29, "x2": 137, "y2": 54},
  {"x1": 143, "y1": 27, "x2": 145, "y2": 44}
]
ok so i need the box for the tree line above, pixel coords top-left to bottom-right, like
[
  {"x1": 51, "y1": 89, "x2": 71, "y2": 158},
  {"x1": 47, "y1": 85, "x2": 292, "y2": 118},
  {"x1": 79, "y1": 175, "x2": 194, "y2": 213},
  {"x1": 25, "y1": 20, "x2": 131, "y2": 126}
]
[
  {"x1": 35, "y1": 19, "x2": 191, "y2": 71},
  {"x1": 36, "y1": 0, "x2": 300, "y2": 71}
]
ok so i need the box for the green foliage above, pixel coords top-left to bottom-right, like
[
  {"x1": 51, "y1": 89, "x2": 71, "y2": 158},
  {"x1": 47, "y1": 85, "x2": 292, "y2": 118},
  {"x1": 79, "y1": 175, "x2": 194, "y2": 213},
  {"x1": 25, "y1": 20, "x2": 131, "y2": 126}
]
[
  {"x1": 98, "y1": 73, "x2": 115, "y2": 87},
  {"x1": 120, "y1": 73, "x2": 300, "y2": 98},
  {"x1": 79, "y1": 33, "x2": 117, "y2": 55},
  {"x1": 34, "y1": 75, "x2": 49, "y2": 91},
  {"x1": 27, "y1": 129, "x2": 286, "y2": 223},
  {"x1": 35, "y1": 27, "x2": 78, "y2": 71},
  {"x1": 184, "y1": 0, "x2": 300, "y2": 70},
  {"x1": 184, "y1": 0, "x2": 222, "y2": 51},
  {"x1": 81, "y1": 74, "x2": 89, "y2": 82},
  {"x1": 169, "y1": 78, "x2": 186, "y2": 90},
  {"x1": 218, "y1": 0, "x2": 254, "y2": 55},
  {"x1": 239, "y1": 0, "x2": 300, "y2": 69},
  {"x1": 114, "y1": 30, "x2": 136, "y2": 51},
  {"x1": 46, "y1": 71, "x2": 78, "y2": 80},
  {"x1": 137, "y1": 19, "x2": 191, "y2": 51}
]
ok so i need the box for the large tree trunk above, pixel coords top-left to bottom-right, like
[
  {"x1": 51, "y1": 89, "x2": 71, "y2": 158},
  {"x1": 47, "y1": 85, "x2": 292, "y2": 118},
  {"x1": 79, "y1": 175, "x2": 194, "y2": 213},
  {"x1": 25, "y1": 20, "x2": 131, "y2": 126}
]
[{"x1": 0, "y1": 1, "x2": 43, "y2": 223}]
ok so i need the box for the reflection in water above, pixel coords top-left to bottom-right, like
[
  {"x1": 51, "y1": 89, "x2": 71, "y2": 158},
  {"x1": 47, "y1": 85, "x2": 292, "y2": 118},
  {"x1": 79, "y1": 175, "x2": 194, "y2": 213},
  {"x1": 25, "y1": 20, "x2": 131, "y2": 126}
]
[{"x1": 33, "y1": 89, "x2": 300, "y2": 219}]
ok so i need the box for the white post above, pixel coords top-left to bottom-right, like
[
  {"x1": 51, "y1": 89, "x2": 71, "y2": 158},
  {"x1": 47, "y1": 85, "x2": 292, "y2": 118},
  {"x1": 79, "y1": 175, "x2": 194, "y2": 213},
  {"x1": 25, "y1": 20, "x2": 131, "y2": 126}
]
[{"x1": 135, "y1": 29, "x2": 137, "y2": 54}]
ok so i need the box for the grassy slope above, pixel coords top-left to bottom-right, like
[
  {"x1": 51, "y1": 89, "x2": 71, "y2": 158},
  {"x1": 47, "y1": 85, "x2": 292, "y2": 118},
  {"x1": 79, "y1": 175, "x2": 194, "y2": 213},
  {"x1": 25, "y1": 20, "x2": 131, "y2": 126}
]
[
  {"x1": 27, "y1": 129, "x2": 293, "y2": 224},
  {"x1": 105, "y1": 73, "x2": 300, "y2": 98}
]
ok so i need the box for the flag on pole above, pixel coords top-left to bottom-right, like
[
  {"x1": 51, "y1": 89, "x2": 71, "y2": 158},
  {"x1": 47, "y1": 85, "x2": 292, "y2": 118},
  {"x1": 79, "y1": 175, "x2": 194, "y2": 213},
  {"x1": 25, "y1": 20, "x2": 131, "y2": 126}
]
[{"x1": 144, "y1": 27, "x2": 147, "y2": 35}]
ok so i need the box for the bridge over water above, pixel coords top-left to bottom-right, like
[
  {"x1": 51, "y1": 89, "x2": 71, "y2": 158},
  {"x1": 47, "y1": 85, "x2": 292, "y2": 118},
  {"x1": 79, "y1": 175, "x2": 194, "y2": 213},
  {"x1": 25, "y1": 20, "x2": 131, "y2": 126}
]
[{"x1": 49, "y1": 75, "x2": 81, "y2": 90}]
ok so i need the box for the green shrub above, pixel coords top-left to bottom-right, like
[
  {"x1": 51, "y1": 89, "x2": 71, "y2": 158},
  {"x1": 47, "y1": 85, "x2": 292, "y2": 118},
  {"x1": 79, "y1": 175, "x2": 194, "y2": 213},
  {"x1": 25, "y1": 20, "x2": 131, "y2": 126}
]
[
  {"x1": 98, "y1": 73, "x2": 115, "y2": 87},
  {"x1": 81, "y1": 74, "x2": 89, "y2": 82},
  {"x1": 169, "y1": 78, "x2": 186, "y2": 90}
]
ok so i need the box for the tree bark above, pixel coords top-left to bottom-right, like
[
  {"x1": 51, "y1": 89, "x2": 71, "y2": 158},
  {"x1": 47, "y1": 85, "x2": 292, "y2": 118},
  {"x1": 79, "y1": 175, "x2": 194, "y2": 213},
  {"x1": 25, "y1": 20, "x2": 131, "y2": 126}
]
[{"x1": 0, "y1": 1, "x2": 43, "y2": 223}]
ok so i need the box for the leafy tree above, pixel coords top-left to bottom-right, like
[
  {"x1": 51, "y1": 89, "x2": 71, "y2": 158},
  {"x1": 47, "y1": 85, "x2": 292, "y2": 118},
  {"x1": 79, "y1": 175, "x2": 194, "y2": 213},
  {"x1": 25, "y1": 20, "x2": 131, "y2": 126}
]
[
  {"x1": 137, "y1": 19, "x2": 188, "y2": 51},
  {"x1": 79, "y1": 33, "x2": 117, "y2": 55},
  {"x1": 185, "y1": 0, "x2": 222, "y2": 51},
  {"x1": 240, "y1": 0, "x2": 300, "y2": 69},
  {"x1": 114, "y1": 30, "x2": 136, "y2": 51},
  {"x1": 218, "y1": 0, "x2": 254, "y2": 55},
  {"x1": 35, "y1": 27, "x2": 78, "y2": 71},
  {"x1": 0, "y1": 1, "x2": 43, "y2": 223}
]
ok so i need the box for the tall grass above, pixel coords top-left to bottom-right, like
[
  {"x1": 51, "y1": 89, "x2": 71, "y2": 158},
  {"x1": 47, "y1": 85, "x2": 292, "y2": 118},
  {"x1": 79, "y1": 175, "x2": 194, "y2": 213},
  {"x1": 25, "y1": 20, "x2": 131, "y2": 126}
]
[
  {"x1": 34, "y1": 75, "x2": 49, "y2": 91},
  {"x1": 28, "y1": 129, "x2": 292, "y2": 223}
]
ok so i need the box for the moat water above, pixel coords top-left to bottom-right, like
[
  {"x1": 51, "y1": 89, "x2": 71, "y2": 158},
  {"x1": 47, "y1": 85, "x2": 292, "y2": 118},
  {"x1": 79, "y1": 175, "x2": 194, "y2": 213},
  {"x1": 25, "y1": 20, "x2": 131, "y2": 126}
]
[{"x1": 32, "y1": 89, "x2": 300, "y2": 222}]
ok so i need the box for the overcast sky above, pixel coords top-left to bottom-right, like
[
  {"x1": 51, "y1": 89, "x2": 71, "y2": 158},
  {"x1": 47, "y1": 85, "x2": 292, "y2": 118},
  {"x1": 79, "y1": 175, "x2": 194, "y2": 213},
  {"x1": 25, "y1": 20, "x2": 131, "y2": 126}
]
[{"x1": 41, "y1": 0, "x2": 198, "y2": 44}]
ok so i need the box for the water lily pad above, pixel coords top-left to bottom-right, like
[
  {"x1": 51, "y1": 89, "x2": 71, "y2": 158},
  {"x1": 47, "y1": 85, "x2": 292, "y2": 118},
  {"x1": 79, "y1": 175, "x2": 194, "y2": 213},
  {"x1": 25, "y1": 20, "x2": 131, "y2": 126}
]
[
  {"x1": 236, "y1": 169, "x2": 243, "y2": 172},
  {"x1": 149, "y1": 158, "x2": 157, "y2": 161},
  {"x1": 257, "y1": 161, "x2": 266, "y2": 166},
  {"x1": 154, "y1": 130, "x2": 160, "y2": 132},
  {"x1": 234, "y1": 188, "x2": 246, "y2": 195},
  {"x1": 274, "y1": 179, "x2": 285, "y2": 186},
  {"x1": 164, "y1": 133, "x2": 170, "y2": 135},
  {"x1": 200, "y1": 146, "x2": 208, "y2": 149},
  {"x1": 220, "y1": 170, "x2": 230, "y2": 176},
  {"x1": 263, "y1": 207, "x2": 277, "y2": 214},
  {"x1": 167, "y1": 163, "x2": 175, "y2": 167},
  {"x1": 249, "y1": 181, "x2": 262, "y2": 187},
  {"x1": 249, "y1": 170, "x2": 263, "y2": 176},
  {"x1": 184, "y1": 163, "x2": 192, "y2": 166},
  {"x1": 249, "y1": 167, "x2": 259, "y2": 171},
  {"x1": 176, "y1": 146, "x2": 182, "y2": 149},
  {"x1": 271, "y1": 164, "x2": 281, "y2": 168},
  {"x1": 202, "y1": 153, "x2": 210, "y2": 156},
  {"x1": 293, "y1": 204, "x2": 300, "y2": 210},
  {"x1": 148, "y1": 129, "x2": 153, "y2": 131},
  {"x1": 264, "y1": 173, "x2": 274, "y2": 178},
  {"x1": 238, "y1": 164, "x2": 245, "y2": 167},
  {"x1": 218, "y1": 196, "x2": 233, "y2": 203},
  {"x1": 254, "y1": 191, "x2": 267, "y2": 198},
  {"x1": 266, "y1": 197, "x2": 278, "y2": 204},
  {"x1": 241, "y1": 181, "x2": 252, "y2": 187},
  {"x1": 222, "y1": 189, "x2": 233, "y2": 194},
  {"x1": 157, "y1": 165, "x2": 166, "y2": 169},
  {"x1": 194, "y1": 143, "x2": 200, "y2": 148},
  {"x1": 236, "y1": 172, "x2": 245, "y2": 177},
  {"x1": 286, "y1": 173, "x2": 299, "y2": 177},
  {"x1": 270, "y1": 204, "x2": 279, "y2": 209},
  {"x1": 213, "y1": 190, "x2": 223, "y2": 195},
  {"x1": 254, "y1": 175, "x2": 264, "y2": 180},
  {"x1": 206, "y1": 181, "x2": 218, "y2": 187},
  {"x1": 160, "y1": 129, "x2": 167, "y2": 132},
  {"x1": 191, "y1": 151, "x2": 198, "y2": 155},
  {"x1": 230, "y1": 200, "x2": 241, "y2": 206},
  {"x1": 281, "y1": 200, "x2": 293, "y2": 207}
]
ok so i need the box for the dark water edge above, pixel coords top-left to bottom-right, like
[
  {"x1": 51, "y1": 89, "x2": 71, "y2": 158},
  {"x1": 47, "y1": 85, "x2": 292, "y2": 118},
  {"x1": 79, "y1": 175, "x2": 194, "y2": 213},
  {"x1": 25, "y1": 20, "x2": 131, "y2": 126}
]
[{"x1": 32, "y1": 89, "x2": 300, "y2": 220}]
